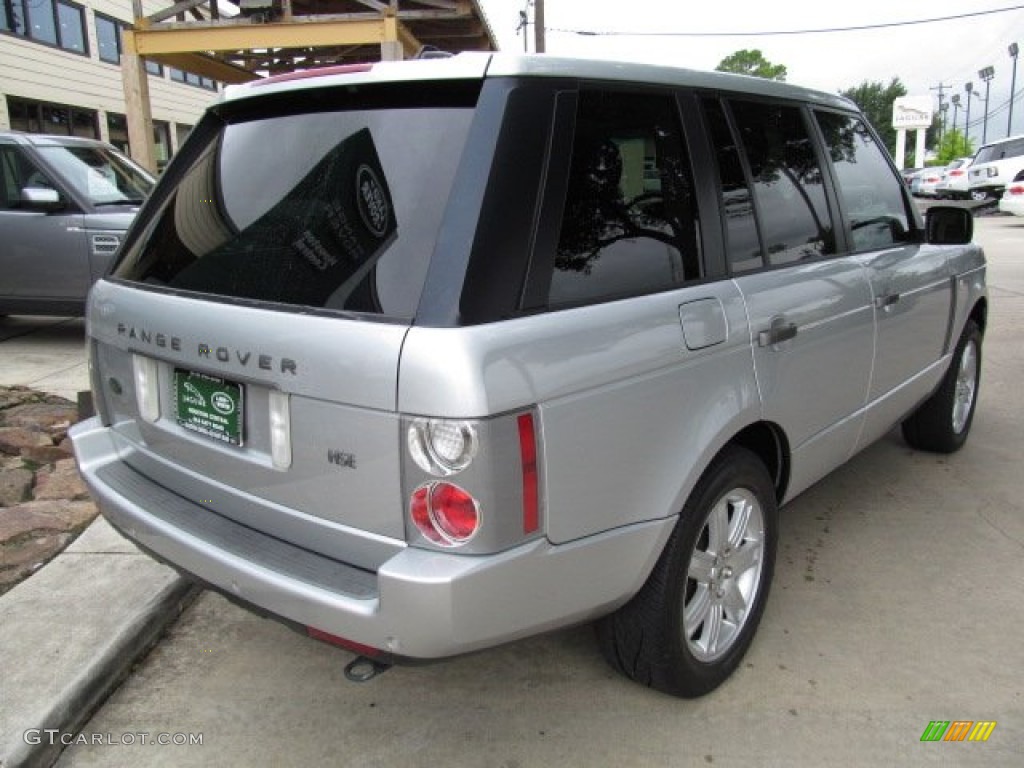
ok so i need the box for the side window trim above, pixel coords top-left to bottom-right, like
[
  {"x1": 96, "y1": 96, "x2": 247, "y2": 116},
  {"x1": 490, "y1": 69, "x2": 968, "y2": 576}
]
[{"x1": 676, "y1": 90, "x2": 726, "y2": 280}]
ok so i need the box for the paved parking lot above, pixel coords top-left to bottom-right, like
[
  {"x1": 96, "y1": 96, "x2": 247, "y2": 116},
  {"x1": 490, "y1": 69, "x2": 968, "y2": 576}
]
[{"x1": 5, "y1": 217, "x2": 1022, "y2": 767}]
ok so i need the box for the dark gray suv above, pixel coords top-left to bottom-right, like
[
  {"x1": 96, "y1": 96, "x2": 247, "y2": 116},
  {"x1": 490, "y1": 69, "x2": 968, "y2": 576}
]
[{"x1": 0, "y1": 132, "x2": 154, "y2": 316}]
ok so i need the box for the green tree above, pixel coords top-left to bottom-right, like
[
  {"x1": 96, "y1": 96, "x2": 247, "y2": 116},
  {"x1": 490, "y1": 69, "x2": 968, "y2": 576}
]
[
  {"x1": 840, "y1": 78, "x2": 907, "y2": 157},
  {"x1": 934, "y1": 129, "x2": 974, "y2": 165},
  {"x1": 715, "y1": 49, "x2": 787, "y2": 81}
]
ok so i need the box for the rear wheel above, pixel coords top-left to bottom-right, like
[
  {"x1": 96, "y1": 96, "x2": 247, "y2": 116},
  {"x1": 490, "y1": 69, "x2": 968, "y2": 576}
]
[
  {"x1": 597, "y1": 446, "x2": 778, "y2": 697},
  {"x1": 902, "y1": 319, "x2": 982, "y2": 453}
]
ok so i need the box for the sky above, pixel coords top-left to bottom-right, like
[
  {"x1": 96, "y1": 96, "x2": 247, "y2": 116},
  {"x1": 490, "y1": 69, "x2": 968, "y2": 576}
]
[{"x1": 476, "y1": 0, "x2": 1024, "y2": 143}]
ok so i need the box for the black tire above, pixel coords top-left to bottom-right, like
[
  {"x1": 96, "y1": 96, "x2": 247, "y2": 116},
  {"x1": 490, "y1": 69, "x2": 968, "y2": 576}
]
[
  {"x1": 596, "y1": 446, "x2": 778, "y2": 698},
  {"x1": 902, "y1": 319, "x2": 982, "y2": 453}
]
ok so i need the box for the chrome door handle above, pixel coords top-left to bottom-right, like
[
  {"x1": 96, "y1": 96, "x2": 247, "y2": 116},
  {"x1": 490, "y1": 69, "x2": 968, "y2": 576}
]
[{"x1": 758, "y1": 321, "x2": 798, "y2": 347}]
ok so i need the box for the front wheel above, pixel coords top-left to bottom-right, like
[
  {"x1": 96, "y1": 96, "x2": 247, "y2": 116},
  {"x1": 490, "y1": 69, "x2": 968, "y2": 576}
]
[
  {"x1": 902, "y1": 319, "x2": 982, "y2": 453},
  {"x1": 597, "y1": 446, "x2": 778, "y2": 697}
]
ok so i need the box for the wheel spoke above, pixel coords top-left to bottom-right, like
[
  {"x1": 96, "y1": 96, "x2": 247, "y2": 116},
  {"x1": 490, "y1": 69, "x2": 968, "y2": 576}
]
[
  {"x1": 683, "y1": 584, "x2": 711, "y2": 634},
  {"x1": 728, "y1": 541, "x2": 761, "y2": 577},
  {"x1": 688, "y1": 549, "x2": 716, "y2": 583},
  {"x1": 707, "y1": 500, "x2": 728, "y2": 553},
  {"x1": 721, "y1": 580, "x2": 748, "y2": 622},
  {"x1": 727, "y1": 495, "x2": 752, "y2": 550},
  {"x1": 704, "y1": 603, "x2": 724, "y2": 654}
]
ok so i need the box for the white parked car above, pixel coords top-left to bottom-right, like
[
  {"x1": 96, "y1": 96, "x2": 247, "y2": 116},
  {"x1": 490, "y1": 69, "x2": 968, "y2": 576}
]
[
  {"x1": 998, "y1": 170, "x2": 1024, "y2": 216},
  {"x1": 912, "y1": 166, "x2": 945, "y2": 197},
  {"x1": 935, "y1": 157, "x2": 974, "y2": 200},
  {"x1": 968, "y1": 134, "x2": 1024, "y2": 199}
]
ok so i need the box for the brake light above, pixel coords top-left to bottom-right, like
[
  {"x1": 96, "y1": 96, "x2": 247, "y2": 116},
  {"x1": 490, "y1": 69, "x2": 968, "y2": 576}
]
[
  {"x1": 950, "y1": 169, "x2": 965, "y2": 177},
  {"x1": 1008, "y1": 185, "x2": 1024, "y2": 196},
  {"x1": 253, "y1": 63, "x2": 373, "y2": 87},
  {"x1": 410, "y1": 482, "x2": 481, "y2": 546}
]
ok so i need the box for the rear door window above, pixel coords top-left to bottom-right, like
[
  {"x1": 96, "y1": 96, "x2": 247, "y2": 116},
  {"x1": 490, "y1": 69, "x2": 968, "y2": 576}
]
[
  {"x1": 548, "y1": 90, "x2": 701, "y2": 306},
  {"x1": 726, "y1": 100, "x2": 835, "y2": 267},
  {"x1": 114, "y1": 88, "x2": 477, "y2": 320}
]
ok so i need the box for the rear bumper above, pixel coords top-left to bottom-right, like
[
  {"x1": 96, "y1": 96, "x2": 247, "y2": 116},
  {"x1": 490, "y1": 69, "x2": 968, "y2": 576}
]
[{"x1": 70, "y1": 417, "x2": 673, "y2": 659}]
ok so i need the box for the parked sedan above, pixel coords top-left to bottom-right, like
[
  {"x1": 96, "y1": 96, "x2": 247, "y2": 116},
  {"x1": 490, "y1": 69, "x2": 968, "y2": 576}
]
[
  {"x1": 998, "y1": 169, "x2": 1024, "y2": 216},
  {"x1": 912, "y1": 166, "x2": 945, "y2": 197},
  {"x1": 0, "y1": 132, "x2": 154, "y2": 317},
  {"x1": 935, "y1": 157, "x2": 974, "y2": 199}
]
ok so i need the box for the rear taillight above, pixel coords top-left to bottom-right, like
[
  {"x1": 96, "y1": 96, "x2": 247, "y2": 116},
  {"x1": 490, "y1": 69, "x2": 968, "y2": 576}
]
[
  {"x1": 410, "y1": 481, "x2": 480, "y2": 546},
  {"x1": 950, "y1": 169, "x2": 965, "y2": 177},
  {"x1": 518, "y1": 413, "x2": 539, "y2": 534},
  {"x1": 402, "y1": 410, "x2": 542, "y2": 552},
  {"x1": 1008, "y1": 184, "x2": 1024, "y2": 196},
  {"x1": 408, "y1": 419, "x2": 477, "y2": 476}
]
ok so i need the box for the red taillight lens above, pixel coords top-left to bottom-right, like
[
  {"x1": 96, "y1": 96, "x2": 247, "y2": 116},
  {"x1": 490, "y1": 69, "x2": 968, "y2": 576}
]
[
  {"x1": 1008, "y1": 185, "x2": 1024, "y2": 196},
  {"x1": 518, "y1": 413, "x2": 539, "y2": 534},
  {"x1": 950, "y1": 170, "x2": 965, "y2": 177},
  {"x1": 410, "y1": 482, "x2": 480, "y2": 546}
]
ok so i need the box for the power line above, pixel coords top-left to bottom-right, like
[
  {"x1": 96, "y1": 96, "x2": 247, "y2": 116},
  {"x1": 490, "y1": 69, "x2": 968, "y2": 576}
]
[{"x1": 548, "y1": 4, "x2": 1024, "y2": 38}]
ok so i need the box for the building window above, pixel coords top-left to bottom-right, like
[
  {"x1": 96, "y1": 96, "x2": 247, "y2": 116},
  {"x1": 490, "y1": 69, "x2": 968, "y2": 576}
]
[
  {"x1": 94, "y1": 12, "x2": 121, "y2": 63},
  {"x1": 175, "y1": 123, "x2": 193, "y2": 150},
  {"x1": 145, "y1": 59, "x2": 163, "y2": 76},
  {"x1": 1, "y1": 0, "x2": 87, "y2": 54},
  {"x1": 153, "y1": 120, "x2": 171, "y2": 170},
  {"x1": 169, "y1": 67, "x2": 218, "y2": 91},
  {"x1": 107, "y1": 113, "x2": 129, "y2": 154},
  {"x1": 7, "y1": 97, "x2": 98, "y2": 139}
]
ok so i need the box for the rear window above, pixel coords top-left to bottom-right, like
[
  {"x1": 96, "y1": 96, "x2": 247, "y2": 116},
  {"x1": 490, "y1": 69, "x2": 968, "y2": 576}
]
[
  {"x1": 114, "y1": 89, "x2": 476, "y2": 319},
  {"x1": 973, "y1": 136, "x2": 1024, "y2": 164}
]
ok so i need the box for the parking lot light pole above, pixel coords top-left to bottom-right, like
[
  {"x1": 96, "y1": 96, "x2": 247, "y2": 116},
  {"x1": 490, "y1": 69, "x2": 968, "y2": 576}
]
[
  {"x1": 964, "y1": 82, "x2": 974, "y2": 150},
  {"x1": 979, "y1": 66, "x2": 995, "y2": 143},
  {"x1": 1010, "y1": 43, "x2": 1019, "y2": 137}
]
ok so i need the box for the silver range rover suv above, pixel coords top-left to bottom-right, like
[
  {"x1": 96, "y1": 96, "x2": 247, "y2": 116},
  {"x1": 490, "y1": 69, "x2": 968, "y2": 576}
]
[{"x1": 71, "y1": 53, "x2": 987, "y2": 698}]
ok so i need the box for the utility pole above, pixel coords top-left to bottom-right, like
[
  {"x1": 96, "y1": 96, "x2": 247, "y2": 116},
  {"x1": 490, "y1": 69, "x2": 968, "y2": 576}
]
[
  {"x1": 534, "y1": 0, "x2": 546, "y2": 53},
  {"x1": 951, "y1": 93, "x2": 961, "y2": 155},
  {"x1": 931, "y1": 83, "x2": 952, "y2": 151}
]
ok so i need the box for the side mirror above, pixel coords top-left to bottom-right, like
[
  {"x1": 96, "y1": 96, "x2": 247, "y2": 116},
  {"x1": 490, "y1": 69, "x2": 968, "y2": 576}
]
[
  {"x1": 20, "y1": 187, "x2": 65, "y2": 211},
  {"x1": 925, "y1": 206, "x2": 973, "y2": 245}
]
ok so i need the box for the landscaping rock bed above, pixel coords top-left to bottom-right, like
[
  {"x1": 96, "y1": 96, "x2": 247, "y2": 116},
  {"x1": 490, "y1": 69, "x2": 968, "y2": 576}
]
[{"x1": 0, "y1": 386, "x2": 95, "y2": 594}]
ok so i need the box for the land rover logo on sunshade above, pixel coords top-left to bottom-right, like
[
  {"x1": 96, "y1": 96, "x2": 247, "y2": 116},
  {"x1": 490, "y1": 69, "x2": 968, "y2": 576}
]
[
  {"x1": 211, "y1": 391, "x2": 236, "y2": 415},
  {"x1": 356, "y1": 164, "x2": 390, "y2": 238}
]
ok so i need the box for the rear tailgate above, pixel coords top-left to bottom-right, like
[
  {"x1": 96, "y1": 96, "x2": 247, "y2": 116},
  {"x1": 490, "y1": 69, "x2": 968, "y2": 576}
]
[{"x1": 88, "y1": 280, "x2": 409, "y2": 545}]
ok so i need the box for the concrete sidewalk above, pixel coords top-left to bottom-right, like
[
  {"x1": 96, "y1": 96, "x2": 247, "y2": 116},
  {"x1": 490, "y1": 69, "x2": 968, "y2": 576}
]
[
  {"x1": 0, "y1": 518, "x2": 195, "y2": 768},
  {"x1": 0, "y1": 317, "x2": 192, "y2": 768}
]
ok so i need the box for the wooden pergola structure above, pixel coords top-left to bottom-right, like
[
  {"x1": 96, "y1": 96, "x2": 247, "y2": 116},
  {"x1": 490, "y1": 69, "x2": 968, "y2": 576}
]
[{"x1": 122, "y1": 0, "x2": 498, "y2": 171}]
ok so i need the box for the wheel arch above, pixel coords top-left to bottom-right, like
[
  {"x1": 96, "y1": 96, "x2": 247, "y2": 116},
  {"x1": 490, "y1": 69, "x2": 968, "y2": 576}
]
[
  {"x1": 718, "y1": 421, "x2": 790, "y2": 503},
  {"x1": 969, "y1": 297, "x2": 988, "y2": 335}
]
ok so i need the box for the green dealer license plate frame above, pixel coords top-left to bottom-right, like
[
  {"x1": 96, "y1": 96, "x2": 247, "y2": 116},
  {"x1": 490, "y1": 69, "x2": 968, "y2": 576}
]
[{"x1": 174, "y1": 369, "x2": 244, "y2": 446}]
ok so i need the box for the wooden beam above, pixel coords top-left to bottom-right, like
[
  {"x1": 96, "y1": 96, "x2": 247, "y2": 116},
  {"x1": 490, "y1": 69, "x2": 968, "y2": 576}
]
[
  {"x1": 406, "y1": 0, "x2": 458, "y2": 9},
  {"x1": 120, "y1": 32, "x2": 157, "y2": 174},
  {"x1": 353, "y1": 0, "x2": 389, "y2": 11},
  {"x1": 147, "y1": 52, "x2": 261, "y2": 83},
  {"x1": 128, "y1": 19, "x2": 391, "y2": 54},
  {"x1": 143, "y1": 0, "x2": 208, "y2": 27}
]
